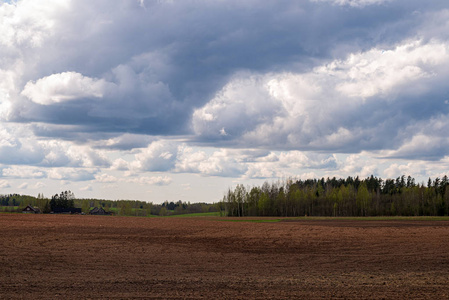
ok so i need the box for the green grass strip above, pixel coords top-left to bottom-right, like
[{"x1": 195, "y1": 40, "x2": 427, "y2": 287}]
[
  {"x1": 218, "y1": 218, "x2": 282, "y2": 223},
  {"x1": 166, "y1": 212, "x2": 221, "y2": 217},
  {"x1": 283, "y1": 216, "x2": 449, "y2": 221}
]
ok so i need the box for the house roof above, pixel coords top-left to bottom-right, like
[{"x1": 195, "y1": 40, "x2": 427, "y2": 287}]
[
  {"x1": 22, "y1": 205, "x2": 41, "y2": 213},
  {"x1": 23, "y1": 205, "x2": 37, "y2": 212},
  {"x1": 89, "y1": 207, "x2": 111, "y2": 215},
  {"x1": 90, "y1": 207, "x2": 100, "y2": 214}
]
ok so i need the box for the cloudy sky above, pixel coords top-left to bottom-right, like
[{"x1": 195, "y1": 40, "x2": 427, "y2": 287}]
[{"x1": 1, "y1": 0, "x2": 449, "y2": 203}]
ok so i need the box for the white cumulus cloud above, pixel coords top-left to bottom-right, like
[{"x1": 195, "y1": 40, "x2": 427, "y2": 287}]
[
  {"x1": 134, "y1": 141, "x2": 178, "y2": 172},
  {"x1": 2, "y1": 166, "x2": 46, "y2": 178},
  {"x1": 21, "y1": 72, "x2": 111, "y2": 105},
  {"x1": 192, "y1": 39, "x2": 449, "y2": 153}
]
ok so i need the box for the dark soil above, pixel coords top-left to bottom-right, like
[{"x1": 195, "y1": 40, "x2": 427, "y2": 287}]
[{"x1": 1, "y1": 214, "x2": 449, "y2": 299}]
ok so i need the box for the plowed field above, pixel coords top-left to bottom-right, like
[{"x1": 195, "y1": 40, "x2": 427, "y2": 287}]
[{"x1": 1, "y1": 214, "x2": 449, "y2": 299}]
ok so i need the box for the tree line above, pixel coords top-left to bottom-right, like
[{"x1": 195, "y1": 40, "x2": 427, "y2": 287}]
[
  {"x1": 222, "y1": 175, "x2": 449, "y2": 217},
  {"x1": 0, "y1": 191, "x2": 217, "y2": 216}
]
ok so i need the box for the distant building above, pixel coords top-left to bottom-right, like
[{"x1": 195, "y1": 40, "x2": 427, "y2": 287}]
[
  {"x1": 22, "y1": 205, "x2": 41, "y2": 214},
  {"x1": 52, "y1": 207, "x2": 82, "y2": 214},
  {"x1": 89, "y1": 207, "x2": 112, "y2": 215}
]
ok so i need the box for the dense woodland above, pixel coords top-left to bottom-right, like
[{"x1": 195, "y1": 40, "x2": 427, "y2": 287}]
[
  {"x1": 0, "y1": 192, "x2": 217, "y2": 216},
  {"x1": 222, "y1": 175, "x2": 449, "y2": 217}
]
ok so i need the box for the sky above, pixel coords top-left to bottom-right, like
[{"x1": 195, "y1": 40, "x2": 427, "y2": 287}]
[{"x1": 1, "y1": 0, "x2": 449, "y2": 203}]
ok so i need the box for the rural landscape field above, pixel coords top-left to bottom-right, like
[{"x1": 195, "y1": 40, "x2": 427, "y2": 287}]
[{"x1": 2, "y1": 214, "x2": 449, "y2": 299}]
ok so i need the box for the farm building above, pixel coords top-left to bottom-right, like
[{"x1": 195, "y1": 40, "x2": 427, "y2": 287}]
[
  {"x1": 22, "y1": 205, "x2": 41, "y2": 214},
  {"x1": 89, "y1": 207, "x2": 112, "y2": 215}
]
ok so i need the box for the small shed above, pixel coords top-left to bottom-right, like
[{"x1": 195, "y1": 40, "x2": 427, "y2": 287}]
[
  {"x1": 22, "y1": 205, "x2": 41, "y2": 214},
  {"x1": 89, "y1": 207, "x2": 112, "y2": 215}
]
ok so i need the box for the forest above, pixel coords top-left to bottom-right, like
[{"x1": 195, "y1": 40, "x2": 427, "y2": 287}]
[{"x1": 222, "y1": 175, "x2": 449, "y2": 217}]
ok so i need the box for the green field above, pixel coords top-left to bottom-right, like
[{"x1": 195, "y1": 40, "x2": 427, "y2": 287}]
[
  {"x1": 210, "y1": 215, "x2": 449, "y2": 223},
  {"x1": 167, "y1": 212, "x2": 221, "y2": 217},
  {"x1": 0, "y1": 206, "x2": 20, "y2": 213},
  {"x1": 284, "y1": 216, "x2": 449, "y2": 221},
  {"x1": 219, "y1": 218, "x2": 282, "y2": 223},
  {"x1": 3, "y1": 204, "x2": 449, "y2": 222}
]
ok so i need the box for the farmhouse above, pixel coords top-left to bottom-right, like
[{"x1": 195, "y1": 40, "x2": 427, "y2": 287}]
[
  {"x1": 89, "y1": 207, "x2": 112, "y2": 215},
  {"x1": 22, "y1": 205, "x2": 41, "y2": 214}
]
